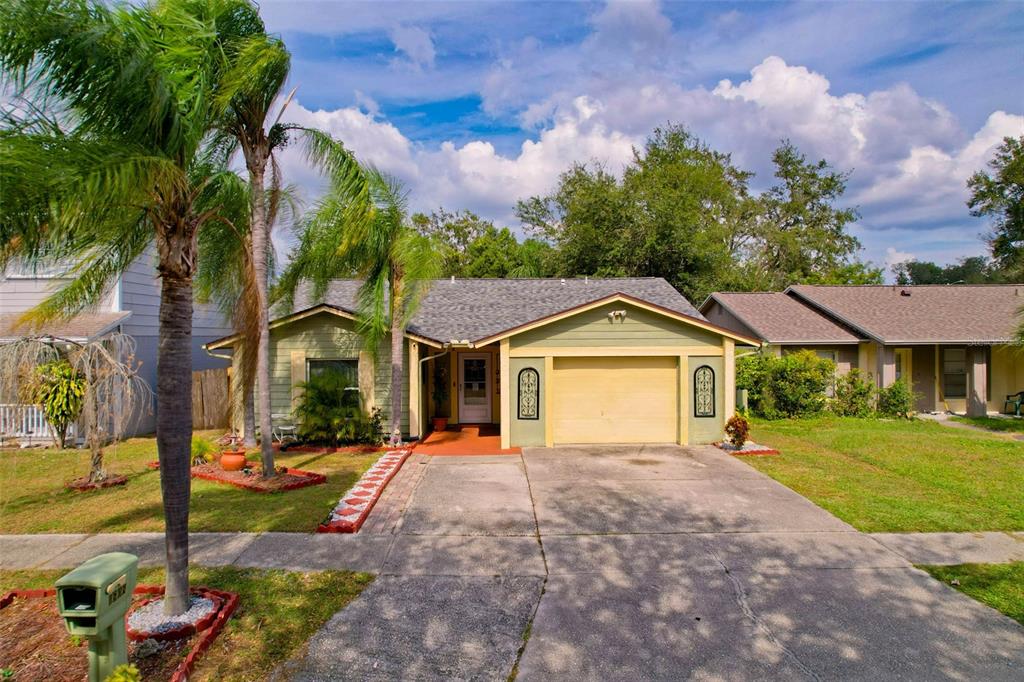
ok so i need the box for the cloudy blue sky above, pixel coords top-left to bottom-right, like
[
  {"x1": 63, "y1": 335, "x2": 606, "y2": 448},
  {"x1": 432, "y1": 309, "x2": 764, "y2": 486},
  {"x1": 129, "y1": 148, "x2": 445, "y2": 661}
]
[{"x1": 263, "y1": 0, "x2": 1024, "y2": 275}]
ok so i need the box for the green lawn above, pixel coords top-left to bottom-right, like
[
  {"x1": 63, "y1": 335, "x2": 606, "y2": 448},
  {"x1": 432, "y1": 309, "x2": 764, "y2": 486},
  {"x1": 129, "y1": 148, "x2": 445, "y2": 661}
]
[
  {"x1": 951, "y1": 415, "x2": 1024, "y2": 433},
  {"x1": 920, "y1": 563, "x2": 1024, "y2": 626},
  {"x1": 746, "y1": 416, "x2": 1024, "y2": 533},
  {"x1": 0, "y1": 566, "x2": 372, "y2": 681},
  {"x1": 0, "y1": 433, "x2": 380, "y2": 533}
]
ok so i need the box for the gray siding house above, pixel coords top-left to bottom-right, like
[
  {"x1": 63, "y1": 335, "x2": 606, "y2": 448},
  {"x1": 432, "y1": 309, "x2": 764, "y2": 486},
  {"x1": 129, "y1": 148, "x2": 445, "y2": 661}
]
[{"x1": 0, "y1": 246, "x2": 233, "y2": 437}]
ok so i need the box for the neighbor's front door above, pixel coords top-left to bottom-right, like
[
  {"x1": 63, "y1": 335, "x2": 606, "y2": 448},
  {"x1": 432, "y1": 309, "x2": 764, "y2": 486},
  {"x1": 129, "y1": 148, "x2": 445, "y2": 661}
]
[{"x1": 458, "y1": 354, "x2": 491, "y2": 423}]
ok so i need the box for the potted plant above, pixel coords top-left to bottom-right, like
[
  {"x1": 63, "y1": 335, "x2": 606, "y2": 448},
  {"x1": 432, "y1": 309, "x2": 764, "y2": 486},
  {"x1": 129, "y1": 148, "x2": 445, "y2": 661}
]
[
  {"x1": 431, "y1": 362, "x2": 450, "y2": 432},
  {"x1": 220, "y1": 448, "x2": 247, "y2": 471}
]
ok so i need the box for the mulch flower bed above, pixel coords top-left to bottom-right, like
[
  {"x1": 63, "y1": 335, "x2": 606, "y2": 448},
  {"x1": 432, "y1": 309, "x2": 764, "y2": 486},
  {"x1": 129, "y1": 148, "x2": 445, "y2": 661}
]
[
  {"x1": 318, "y1": 449, "x2": 410, "y2": 533},
  {"x1": 715, "y1": 441, "x2": 780, "y2": 456},
  {"x1": 190, "y1": 463, "x2": 326, "y2": 492},
  {"x1": 65, "y1": 473, "x2": 129, "y2": 492},
  {"x1": 145, "y1": 461, "x2": 326, "y2": 492},
  {"x1": 0, "y1": 585, "x2": 238, "y2": 682}
]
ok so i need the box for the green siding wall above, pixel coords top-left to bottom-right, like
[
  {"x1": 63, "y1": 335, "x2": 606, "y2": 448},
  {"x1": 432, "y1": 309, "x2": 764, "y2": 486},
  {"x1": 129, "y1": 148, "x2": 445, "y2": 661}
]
[
  {"x1": 267, "y1": 313, "x2": 409, "y2": 434},
  {"x1": 510, "y1": 357, "x2": 546, "y2": 446},
  {"x1": 510, "y1": 302, "x2": 721, "y2": 349},
  {"x1": 688, "y1": 356, "x2": 725, "y2": 444}
]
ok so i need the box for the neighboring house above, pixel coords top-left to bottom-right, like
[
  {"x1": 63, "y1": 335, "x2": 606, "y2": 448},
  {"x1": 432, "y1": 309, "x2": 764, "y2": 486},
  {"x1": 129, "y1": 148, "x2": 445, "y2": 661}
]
[
  {"x1": 701, "y1": 285, "x2": 1024, "y2": 417},
  {"x1": 205, "y1": 278, "x2": 759, "y2": 447},
  {"x1": 0, "y1": 247, "x2": 234, "y2": 437}
]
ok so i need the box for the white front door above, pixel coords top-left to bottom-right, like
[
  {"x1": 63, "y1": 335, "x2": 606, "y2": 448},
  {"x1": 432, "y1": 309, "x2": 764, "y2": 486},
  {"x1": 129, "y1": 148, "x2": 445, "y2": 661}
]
[{"x1": 458, "y1": 354, "x2": 491, "y2": 423}]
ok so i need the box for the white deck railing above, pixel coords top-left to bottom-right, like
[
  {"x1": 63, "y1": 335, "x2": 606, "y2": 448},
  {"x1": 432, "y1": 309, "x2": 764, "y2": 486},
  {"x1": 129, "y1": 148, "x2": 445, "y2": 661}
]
[{"x1": 0, "y1": 403, "x2": 77, "y2": 444}]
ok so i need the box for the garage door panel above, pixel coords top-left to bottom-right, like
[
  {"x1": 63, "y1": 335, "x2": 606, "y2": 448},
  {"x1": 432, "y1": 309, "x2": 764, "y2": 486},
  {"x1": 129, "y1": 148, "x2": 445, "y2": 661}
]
[{"x1": 552, "y1": 356, "x2": 677, "y2": 444}]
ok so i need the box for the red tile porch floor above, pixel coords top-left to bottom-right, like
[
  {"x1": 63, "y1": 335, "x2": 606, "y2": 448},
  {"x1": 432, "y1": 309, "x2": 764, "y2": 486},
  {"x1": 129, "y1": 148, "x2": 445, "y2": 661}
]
[{"x1": 412, "y1": 424, "x2": 521, "y2": 456}]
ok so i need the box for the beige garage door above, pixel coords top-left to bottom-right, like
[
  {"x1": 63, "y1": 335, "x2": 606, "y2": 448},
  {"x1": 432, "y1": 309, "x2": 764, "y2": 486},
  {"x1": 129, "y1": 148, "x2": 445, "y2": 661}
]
[{"x1": 552, "y1": 356, "x2": 678, "y2": 444}]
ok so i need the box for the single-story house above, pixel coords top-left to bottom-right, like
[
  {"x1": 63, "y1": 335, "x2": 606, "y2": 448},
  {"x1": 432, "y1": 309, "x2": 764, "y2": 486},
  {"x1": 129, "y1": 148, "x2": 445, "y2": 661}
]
[
  {"x1": 205, "y1": 278, "x2": 759, "y2": 447},
  {"x1": 700, "y1": 284, "x2": 1024, "y2": 416}
]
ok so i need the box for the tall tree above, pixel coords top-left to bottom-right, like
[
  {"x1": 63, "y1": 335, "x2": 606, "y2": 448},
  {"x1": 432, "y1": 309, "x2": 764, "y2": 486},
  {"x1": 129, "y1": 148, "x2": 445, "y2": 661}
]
[
  {"x1": 892, "y1": 256, "x2": 1002, "y2": 285},
  {"x1": 969, "y1": 136, "x2": 1024, "y2": 280},
  {"x1": 280, "y1": 170, "x2": 439, "y2": 444},
  {"x1": 0, "y1": 0, "x2": 264, "y2": 615},
  {"x1": 749, "y1": 141, "x2": 872, "y2": 289},
  {"x1": 412, "y1": 208, "x2": 490, "y2": 276}
]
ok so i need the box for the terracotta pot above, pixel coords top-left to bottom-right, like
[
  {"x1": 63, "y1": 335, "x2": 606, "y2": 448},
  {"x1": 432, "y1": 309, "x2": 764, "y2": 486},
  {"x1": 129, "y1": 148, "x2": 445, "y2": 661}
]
[
  {"x1": 431, "y1": 417, "x2": 449, "y2": 432},
  {"x1": 220, "y1": 450, "x2": 247, "y2": 471}
]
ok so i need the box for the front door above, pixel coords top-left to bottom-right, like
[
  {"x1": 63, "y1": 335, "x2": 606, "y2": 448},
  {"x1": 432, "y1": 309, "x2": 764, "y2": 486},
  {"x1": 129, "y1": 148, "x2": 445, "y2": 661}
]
[{"x1": 458, "y1": 354, "x2": 491, "y2": 423}]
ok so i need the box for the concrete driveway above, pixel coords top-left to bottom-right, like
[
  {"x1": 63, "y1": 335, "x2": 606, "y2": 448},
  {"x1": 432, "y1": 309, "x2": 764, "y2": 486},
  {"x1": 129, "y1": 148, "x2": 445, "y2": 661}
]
[{"x1": 285, "y1": 444, "x2": 1024, "y2": 681}]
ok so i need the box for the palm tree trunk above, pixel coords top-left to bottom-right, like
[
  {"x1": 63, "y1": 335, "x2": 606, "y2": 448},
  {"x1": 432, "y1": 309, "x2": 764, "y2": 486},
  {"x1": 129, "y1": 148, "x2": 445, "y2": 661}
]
[
  {"x1": 243, "y1": 381, "x2": 256, "y2": 447},
  {"x1": 249, "y1": 164, "x2": 276, "y2": 478},
  {"x1": 157, "y1": 274, "x2": 193, "y2": 616},
  {"x1": 389, "y1": 276, "x2": 404, "y2": 446}
]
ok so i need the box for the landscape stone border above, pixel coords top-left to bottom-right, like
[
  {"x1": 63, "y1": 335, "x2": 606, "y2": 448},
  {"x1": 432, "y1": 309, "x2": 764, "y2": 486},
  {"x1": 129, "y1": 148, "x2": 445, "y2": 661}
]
[
  {"x1": 0, "y1": 584, "x2": 239, "y2": 682},
  {"x1": 125, "y1": 590, "x2": 223, "y2": 642},
  {"x1": 145, "y1": 461, "x2": 327, "y2": 492},
  {"x1": 318, "y1": 449, "x2": 410, "y2": 533},
  {"x1": 66, "y1": 474, "x2": 129, "y2": 492},
  {"x1": 190, "y1": 466, "x2": 326, "y2": 493},
  {"x1": 715, "y1": 441, "x2": 781, "y2": 456}
]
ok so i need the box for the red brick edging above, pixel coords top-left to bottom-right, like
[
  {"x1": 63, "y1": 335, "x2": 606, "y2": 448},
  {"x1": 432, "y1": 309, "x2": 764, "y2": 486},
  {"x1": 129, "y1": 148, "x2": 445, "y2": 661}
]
[
  {"x1": 145, "y1": 462, "x2": 326, "y2": 492},
  {"x1": 0, "y1": 584, "x2": 239, "y2": 682},
  {"x1": 125, "y1": 590, "x2": 224, "y2": 641},
  {"x1": 190, "y1": 467, "x2": 326, "y2": 492},
  {"x1": 317, "y1": 449, "x2": 410, "y2": 533},
  {"x1": 715, "y1": 442, "x2": 781, "y2": 456}
]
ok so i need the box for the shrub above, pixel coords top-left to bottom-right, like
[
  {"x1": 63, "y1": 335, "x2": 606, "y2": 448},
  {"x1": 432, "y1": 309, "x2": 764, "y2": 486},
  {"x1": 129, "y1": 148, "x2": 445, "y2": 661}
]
[
  {"x1": 878, "y1": 380, "x2": 917, "y2": 418},
  {"x1": 105, "y1": 664, "x2": 141, "y2": 682},
  {"x1": 293, "y1": 370, "x2": 384, "y2": 446},
  {"x1": 832, "y1": 369, "x2": 876, "y2": 417},
  {"x1": 32, "y1": 360, "x2": 85, "y2": 447},
  {"x1": 737, "y1": 350, "x2": 835, "y2": 419},
  {"x1": 191, "y1": 436, "x2": 217, "y2": 465},
  {"x1": 724, "y1": 414, "x2": 750, "y2": 447}
]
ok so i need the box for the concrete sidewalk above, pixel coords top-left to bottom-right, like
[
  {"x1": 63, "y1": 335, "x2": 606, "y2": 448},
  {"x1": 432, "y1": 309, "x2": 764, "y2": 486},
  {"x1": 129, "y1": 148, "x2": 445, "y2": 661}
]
[{"x1": 870, "y1": 531, "x2": 1024, "y2": 565}]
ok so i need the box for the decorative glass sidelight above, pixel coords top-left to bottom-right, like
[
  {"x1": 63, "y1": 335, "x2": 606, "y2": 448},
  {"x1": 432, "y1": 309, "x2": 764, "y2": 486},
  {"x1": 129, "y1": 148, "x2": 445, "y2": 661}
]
[
  {"x1": 518, "y1": 368, "x2": 540, "y2": 420},
  {"x1": 694, "y1": 365, "x2": 715, "y2": 417}
]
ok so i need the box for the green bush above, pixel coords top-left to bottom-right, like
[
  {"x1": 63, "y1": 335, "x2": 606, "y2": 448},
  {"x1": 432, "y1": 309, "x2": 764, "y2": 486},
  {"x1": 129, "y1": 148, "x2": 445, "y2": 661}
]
[
  {"x1": 33, "y1": 360, "x2": 85, "y2": 447},
  {"x1": 737, "y1": 350, "x2": 834, "y2": 419},
  {"x1": 878, "y1": 379, "x2": 917, "y2": 418},
  {"x1": 293, "y1": 370, "x2": 384, "y2": 446},
  {"x1": 832, "y1": 368, "x2": 876, "y2": 417},
  {"x1": 104, "y1": 664, "x2": 141, "y2": 682},
  {"x1": 191, "y1": 435, "x2": 217, "y2": 465}
]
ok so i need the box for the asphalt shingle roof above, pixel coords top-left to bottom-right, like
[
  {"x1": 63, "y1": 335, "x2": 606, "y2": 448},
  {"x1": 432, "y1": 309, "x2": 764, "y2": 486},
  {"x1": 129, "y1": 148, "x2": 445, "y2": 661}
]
[
  {"x1": 0, "y1": 311, "x2": 130, "y2": 342},
  {"x1": 787, "y1": 284, "x2": 1022, "y2": 343},
  {"x1": 293, "y1": 278, "x2": 705, "y2": 343},
  {"x1": 706, "y1": 292, "x2": 862, "y2": 344}
]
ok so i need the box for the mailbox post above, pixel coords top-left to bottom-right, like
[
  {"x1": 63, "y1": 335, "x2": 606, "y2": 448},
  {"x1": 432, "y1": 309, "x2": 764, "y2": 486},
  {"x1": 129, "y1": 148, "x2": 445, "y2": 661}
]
[{"x1": 55, "y1": 552, "x2": 139, "y2": 682}]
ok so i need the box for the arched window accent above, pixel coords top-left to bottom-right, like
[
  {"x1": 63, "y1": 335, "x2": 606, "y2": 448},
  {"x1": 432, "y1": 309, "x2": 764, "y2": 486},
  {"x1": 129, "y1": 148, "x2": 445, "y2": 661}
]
[
  {"x1": 517, "y1": 368, "x2": 540, "y2": 420},
  {"x1": 694, "y1": 365, "x2": 715, "y2": 418}
]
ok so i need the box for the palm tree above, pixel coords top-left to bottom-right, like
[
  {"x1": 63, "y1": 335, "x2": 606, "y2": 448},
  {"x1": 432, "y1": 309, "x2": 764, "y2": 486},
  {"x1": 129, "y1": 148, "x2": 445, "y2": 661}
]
[
  {"x1": 216, "y1": 28, "x2": 370, "y2": 474},
  {"x1": 280, "y1": 170, "x2": 439, "y2": 444},
  {"x1": 0, "y1": 0, "x2": 270, "y2": 615}
]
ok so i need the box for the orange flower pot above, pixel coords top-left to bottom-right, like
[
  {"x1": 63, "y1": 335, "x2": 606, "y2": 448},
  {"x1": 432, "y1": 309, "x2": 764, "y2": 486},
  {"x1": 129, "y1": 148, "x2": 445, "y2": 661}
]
[{"x1": 220, "y1": 450, "x2": 247, "y2": 471}]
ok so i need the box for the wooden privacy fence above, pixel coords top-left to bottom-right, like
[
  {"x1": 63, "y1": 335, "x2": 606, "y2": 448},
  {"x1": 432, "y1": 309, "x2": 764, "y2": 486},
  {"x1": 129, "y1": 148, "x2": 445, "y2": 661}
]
[{"x1": 192, "y1": 368, "x2": 230, "y2": 430}]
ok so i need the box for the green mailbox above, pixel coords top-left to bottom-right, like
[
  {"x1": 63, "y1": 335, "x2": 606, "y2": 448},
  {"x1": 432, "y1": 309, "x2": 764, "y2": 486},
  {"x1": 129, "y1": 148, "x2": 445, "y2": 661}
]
[{"x1": 56, "y1": 552, "x2": 138, "y2": 682}]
